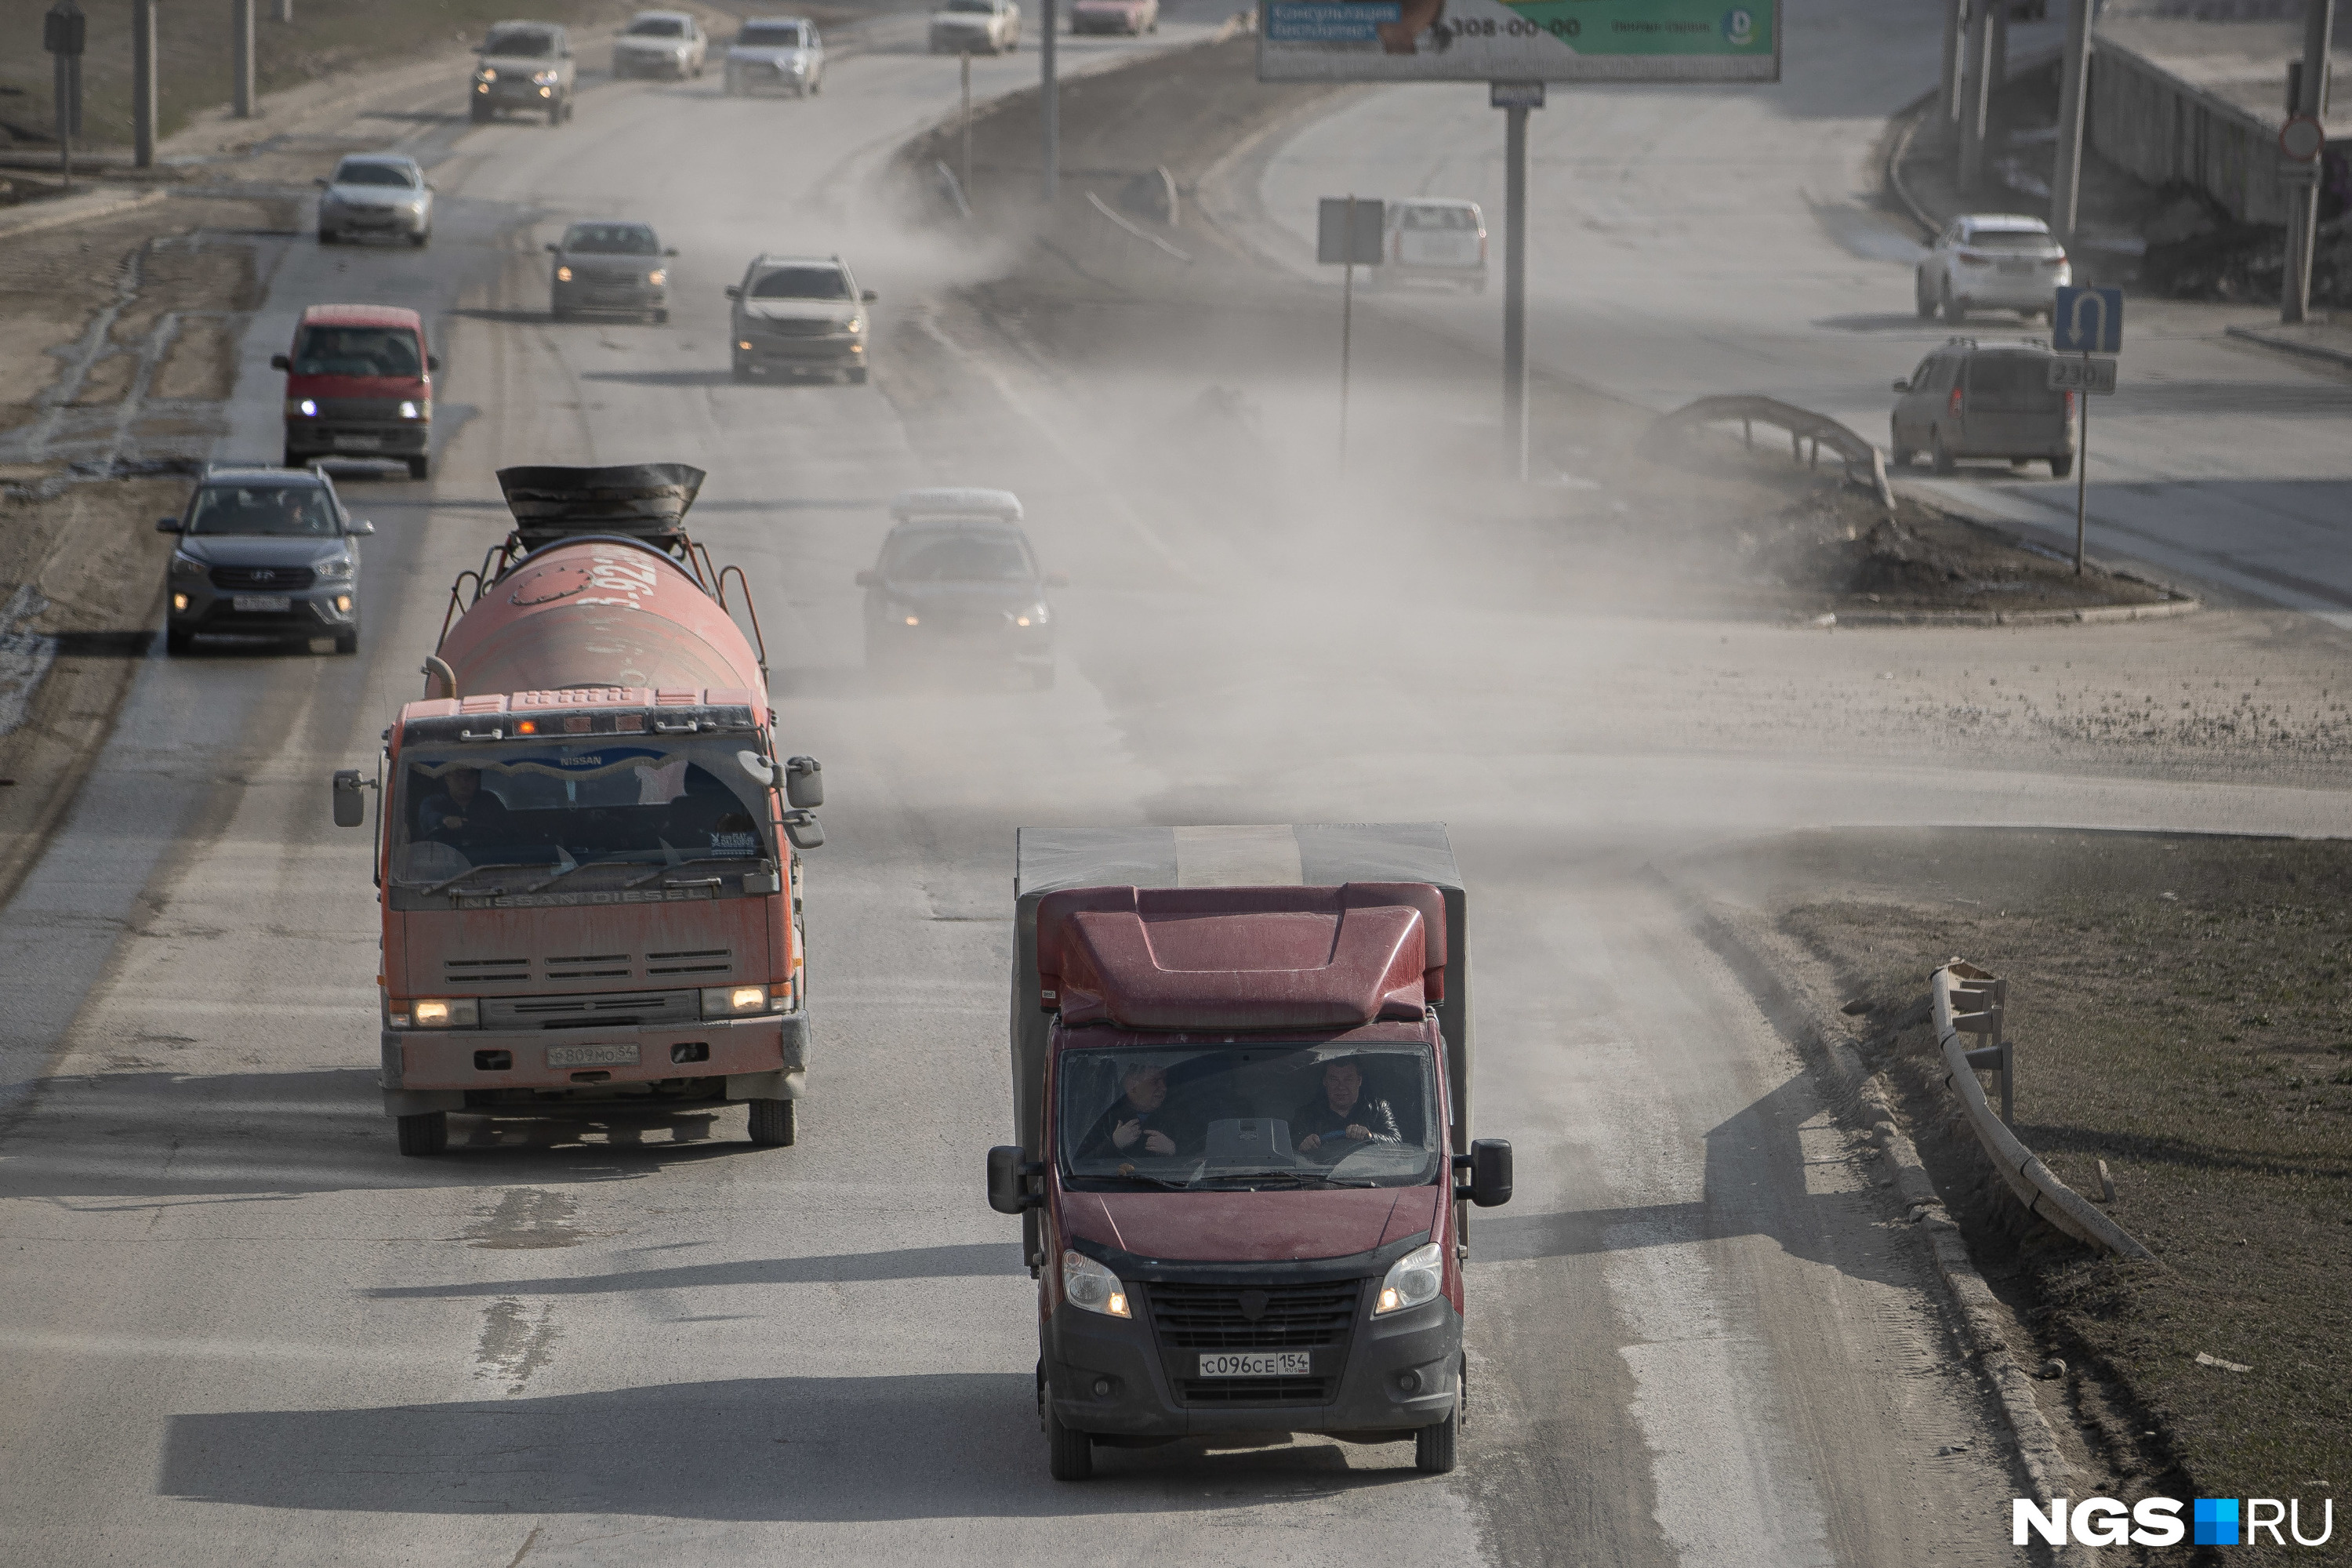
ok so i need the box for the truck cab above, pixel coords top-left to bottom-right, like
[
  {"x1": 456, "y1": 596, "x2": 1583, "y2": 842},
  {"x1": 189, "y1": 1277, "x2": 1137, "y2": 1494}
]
[
  {"x1": 989, "y1": 825, "x2": 1510, "y2": 1479},
  {"x1": 270, "y1": 303, "x2": 438, "y2": 480}
]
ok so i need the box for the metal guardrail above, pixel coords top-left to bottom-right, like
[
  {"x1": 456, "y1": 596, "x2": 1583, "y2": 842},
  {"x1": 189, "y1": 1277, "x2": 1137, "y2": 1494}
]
[
  {"x1": 1933, "y1": 960, "x2": 2154, "y2": 1261},
  {"x1": 1639, "y1": 394, "x2": 1896, "y2": 513}
]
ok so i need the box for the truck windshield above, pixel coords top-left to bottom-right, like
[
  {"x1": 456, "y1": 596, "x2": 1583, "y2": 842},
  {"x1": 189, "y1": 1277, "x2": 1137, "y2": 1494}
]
[
  {"x1": 292, "y1": 326, "x2": 422, "y2": 378},
  {"x1": 390, "y1": 741, "x2": 771, "y2": 891},
  {"x1": 1058, "y1": 1041, "x2": 1441, "y2": 1190}
]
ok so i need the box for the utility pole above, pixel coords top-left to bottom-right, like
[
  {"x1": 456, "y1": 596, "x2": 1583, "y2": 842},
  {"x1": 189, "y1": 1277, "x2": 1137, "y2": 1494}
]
[
  {"x1": 274, "y1": 0, "x2": 291, "y2": 19},
  {"x1": 1958, "y1": 0, "x2": 1994, "y2": 191},
  {"x1": 961, "y1": 52, "x2": 973, "y2": 203},
  {"x1": 234, "y1": 0, "x2": 256, "y2": 118},
  {"x1": 45, "y1": 2, "x2": 85, "y2": 192},
  {"x1": 1040, "y1": 0, "x2": 1058, "y2": 205},
  {"x1": 2050, "y1": 0, "x2": 2092, "y2": 247},
  {"x1": 1938, "y1": 0, "x2": 1965, "y2": 140},
  {"x1": 1494, "y1": 82, "x2": 1541, "y2": 483},
  {"x1": 132, "y1": 0, "x2": 158, "y2": 169},
  {"x1": 2281, "y1": 0, "x2": 2336, "y2": 324}
]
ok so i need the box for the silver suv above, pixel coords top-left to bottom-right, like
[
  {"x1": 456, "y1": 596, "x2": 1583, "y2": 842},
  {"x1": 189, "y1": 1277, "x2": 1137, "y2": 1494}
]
[
  {"x1": 726, "y1": 255, "x2": 876, "y2": 383},
  {"x1": 1889, "y1": 336, "x2": 2078, "y2": 477},
  {"x1": 471, "y1": 21, "x2": 575, "y2": 125},
  {"x1": 158, "y1": 466, "x2": 375, "y2": 655}
]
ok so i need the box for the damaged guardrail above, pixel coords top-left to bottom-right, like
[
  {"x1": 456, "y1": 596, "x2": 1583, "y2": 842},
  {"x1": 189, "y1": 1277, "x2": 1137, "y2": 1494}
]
[
  {"x1": 1933, "y1": 960, "x2": 2154, "y2": 1261},
  {"x1": 1639, "y1": 394, "x2": 1895, "y2": 514}
]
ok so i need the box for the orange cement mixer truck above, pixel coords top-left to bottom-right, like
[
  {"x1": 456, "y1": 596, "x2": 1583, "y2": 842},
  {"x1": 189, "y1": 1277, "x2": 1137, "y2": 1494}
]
[{"x1": 331, "y1": 463, "x2": 823, "y2": 1156}]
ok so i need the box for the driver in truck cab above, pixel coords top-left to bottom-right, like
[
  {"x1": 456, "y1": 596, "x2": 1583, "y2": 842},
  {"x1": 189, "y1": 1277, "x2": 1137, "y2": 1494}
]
[
  {"x1": 1076, "y1": 1062, "x2": 1180, "y2": 1160},
  {"x1": 417, "y1": 767, "x2": 510, "y2": 844},
  {"x1": 1294, "y1": 1057, "x2": 1401, "y2": 1155}
]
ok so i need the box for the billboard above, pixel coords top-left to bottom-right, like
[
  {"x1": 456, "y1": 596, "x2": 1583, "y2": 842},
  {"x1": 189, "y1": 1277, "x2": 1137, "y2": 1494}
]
[{"x1": 1258, "y1": 0, "x2": 1780, "y2": 82}]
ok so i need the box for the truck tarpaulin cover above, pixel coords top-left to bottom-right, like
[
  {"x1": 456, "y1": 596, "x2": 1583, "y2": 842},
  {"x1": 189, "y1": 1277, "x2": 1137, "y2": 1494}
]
[{"x1": 1009, "y1": 822, "x2": 1471, "y2": 1195}]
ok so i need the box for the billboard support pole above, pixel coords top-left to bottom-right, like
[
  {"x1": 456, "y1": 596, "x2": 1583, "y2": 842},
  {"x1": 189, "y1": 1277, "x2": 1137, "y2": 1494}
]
[
  {"x1": 1936, "y1": 0, "x2": 1964, "y2": 138},
  {"x1": 1340, "y1": 194, "x2": 1356, "y2": 463},
  {"x1": 2049, "y1": 0, "x2": 2091, "y2": 248},
  {"x1": 234, "y1": 0, "x2": 256, "y2": 118},
  {"x1": 1958, "y1": 0, "x2": 1992, "y2": 191},
  {"x1": 2281, "y1": 0, "x2": 2334, "y2": 325},
  {"x1": 1040, "y1": 0, "x2": 1058, "y2": 205},
  {"x1": 1501, "y1": 96, "x2": 1531, "y2": 483},
  {"x1": 132, "y1": 0, "x2": 158, "y2": 169}
]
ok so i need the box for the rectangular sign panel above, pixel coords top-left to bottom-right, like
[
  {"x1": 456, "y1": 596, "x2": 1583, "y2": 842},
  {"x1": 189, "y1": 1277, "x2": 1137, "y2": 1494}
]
[
  {"x1": 2052, "y1": 285, "x2": 2124, "y2": 354},
  {"x1": 2047, "y1": 355, "x2": 2118, "y2": 394},
  {"x1": 1260, "y1": 0, "x2": 1779, "y2": 82},
  {"x1": 1318, "y1": 196, "x2": 1385, "y2": 263}
]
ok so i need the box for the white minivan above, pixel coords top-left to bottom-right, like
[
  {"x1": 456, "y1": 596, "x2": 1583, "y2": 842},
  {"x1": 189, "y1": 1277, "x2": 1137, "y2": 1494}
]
[{"x1": 1376, "y1": 199, "x2": 1486, "y2": 292}]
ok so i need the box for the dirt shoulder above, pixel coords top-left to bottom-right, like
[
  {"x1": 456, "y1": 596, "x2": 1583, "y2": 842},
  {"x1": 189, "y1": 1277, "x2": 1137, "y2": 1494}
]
[{"x1": 1695, "y1": 829, "x2": 2350, "y2": 1561}]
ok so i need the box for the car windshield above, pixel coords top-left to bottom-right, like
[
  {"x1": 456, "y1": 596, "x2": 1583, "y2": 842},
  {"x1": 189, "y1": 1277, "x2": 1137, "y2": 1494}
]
[
  {"x1": 739, "y1": 22, "x2": 804, "y2": 45},
  {"x1": 1965, "y1": 229, "x2": 2051, "y2": 252},
  {"x1": 390, "y1": 742, "x2": 772, "y2": 891},
  {"x1": 627, "y1": 16, "x2": 688, "y2": 34},
  {"x1": 1966, "y1": 353, "x2": 2063, "y2": 412},
  {"x1": 1399, "y1": 205, "x2": 1475, "y2": 230},
  {"x1": 884, "y1": 532, "x2": 1033, "y2": 582},
  {"x1": 485, "y1": 29, "x2": 554, "y2": 56},
  {"x1": 183, "y1": 484, "x2": 338, "y2": 537},
  {"x1": 750, "y1": 267, "x2": 851, "y2": 299},
  {"x1": 564, "y1": 223, "x2": 660, "y2": 255},
  {"x1": 1058, "y1": 1042, "x2": 1442, "y2": 1190},
  {"x1": 292, "y1": 325, "x2": 423, "y2": 377},
  {"x1": 946, "y1": 1, "x2": 996, "y2": 14},
  {"x1": 335, "y1": 162, "x2": 415, "y2": 188}
]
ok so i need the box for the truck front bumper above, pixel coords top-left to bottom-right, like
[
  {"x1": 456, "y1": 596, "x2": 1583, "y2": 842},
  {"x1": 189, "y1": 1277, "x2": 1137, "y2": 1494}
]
[
  {"x1": 379, "y1": 1009, "x2": 808, "y2": 1116},
  {"x1": 285, "y1": 417, "x2": 429, "y2": 463},
  {"x1": 1043, "y1": 1292, "x2": 1461, "y2": 1440}
]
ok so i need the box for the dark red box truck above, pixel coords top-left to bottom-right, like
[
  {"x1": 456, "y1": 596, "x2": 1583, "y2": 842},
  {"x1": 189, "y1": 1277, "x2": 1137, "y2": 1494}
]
[{"x1": 988, "y1": 823, "x2": 1511, "y2": 1480}]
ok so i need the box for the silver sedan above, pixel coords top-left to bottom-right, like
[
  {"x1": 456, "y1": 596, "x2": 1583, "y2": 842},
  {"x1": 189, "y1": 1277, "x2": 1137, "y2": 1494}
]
[{"x1": 316, "y1": 154, "x2": 434, "y2": 248}]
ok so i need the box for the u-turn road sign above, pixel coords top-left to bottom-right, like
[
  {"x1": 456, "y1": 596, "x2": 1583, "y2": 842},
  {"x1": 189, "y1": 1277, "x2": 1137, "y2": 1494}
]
[{"x1": 2053, "y1": 286, "x2": 2123, "y2": 354}]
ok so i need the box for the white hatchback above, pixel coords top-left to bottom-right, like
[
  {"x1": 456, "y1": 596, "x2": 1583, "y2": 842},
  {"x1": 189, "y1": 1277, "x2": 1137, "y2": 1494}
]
[
  {"x1": 1376, "y1": 199, "x2": 1486, "y2": 292},
  {"x1": 1915, "y1": 214, "x2": 2071, "y2": 324}
]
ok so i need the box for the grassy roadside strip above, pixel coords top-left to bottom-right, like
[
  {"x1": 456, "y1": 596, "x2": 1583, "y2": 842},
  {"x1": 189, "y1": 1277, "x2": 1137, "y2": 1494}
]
[{"x1": 1739, "y1": 828, "x2": 2348, "y2": 1553}]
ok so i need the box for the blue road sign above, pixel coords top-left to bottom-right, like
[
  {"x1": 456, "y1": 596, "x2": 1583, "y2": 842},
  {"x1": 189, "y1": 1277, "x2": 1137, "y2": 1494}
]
[{"x1": 2053, "y1": 286, "x2": 2123, "y2": 354}]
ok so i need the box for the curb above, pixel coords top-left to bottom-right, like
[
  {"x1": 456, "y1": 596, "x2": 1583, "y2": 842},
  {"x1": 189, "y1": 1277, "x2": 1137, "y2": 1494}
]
[
  {"x1": 1657, "y1": 873, "x2": 2093, "y2": 1566},
  {"x1": 2222, "y1": 322, "x2": 2352, "y2": 372},
  {"x1": 0, "y1": 186, "x2": 167, "y2": 242},
  {"x1": 1819, "y1": 597, "x2": 2200, "y2": 629}
]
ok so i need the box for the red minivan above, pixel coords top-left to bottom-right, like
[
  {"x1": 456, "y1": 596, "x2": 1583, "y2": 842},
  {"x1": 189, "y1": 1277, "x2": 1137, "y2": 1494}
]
[{"x1": 271, "y1": 303, "x2": 439, "y2": 480}]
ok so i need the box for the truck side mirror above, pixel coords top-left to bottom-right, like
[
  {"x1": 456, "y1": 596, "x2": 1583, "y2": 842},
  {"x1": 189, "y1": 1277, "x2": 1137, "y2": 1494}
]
[
  {"x1": 155, "y1": 516, "x2": 181, "y2": 533},
  {"x1": 270, "y1": 354, "x2": 290, "y2": 371},
  {"x1": 426, "y1": 355, "x2": 441, "y2": 372},
  {"x1": 781, "y1": 809, "x2": 825, "y2": 851},
  {"x1": 1461, "y1": 1139, "x2": 1512, "y2": 1207},
  {"x1": 987, "y1": 1145, "x2": 1040, "y2": 1214},
  {"x1": 784, "y1": 755, "x2": 823, "y2": 808},
  {"x1": 854, "y1": 569, "x2": 877, "y2": 587},
  {"x1": 331, "y1": 768, "x2": 370, "y2": 829}
]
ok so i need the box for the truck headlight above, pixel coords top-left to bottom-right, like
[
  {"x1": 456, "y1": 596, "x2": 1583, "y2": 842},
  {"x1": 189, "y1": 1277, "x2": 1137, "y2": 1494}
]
[
  {"x1": 1374, "y1": 1240, "x2": 1443, "y2": 1316},
  {"x1": 404, "y1": 997, "x2": 479, "y2": 1029},
  {"x1": 648, "y1": 269, "x2": 666, "y2": 286},
  {"x1": 287, "y1": 397, "x2": 318, "y2": 418},
  {"x1": 397, "y1": 401, "x2": 423, "y2": 419},
  {"x1": 1062, "y1": 1250, "x2": 1131, "y2": 1319},
  {"x1": 701, "y1": 983, "x2": 770, "y2": 1018}
]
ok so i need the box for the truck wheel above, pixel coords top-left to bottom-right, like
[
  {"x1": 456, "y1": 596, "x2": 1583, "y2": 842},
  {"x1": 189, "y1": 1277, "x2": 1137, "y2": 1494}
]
[
  {"x1": 1414, "y1": 1401, "x2": 1459, "y2": 1474},
  {"x1": 470, "y1": 101, "x2": 492, "y2": 124},
  {"x1": 1046, "y1": 1399, "x2": 1093, "y2": 1481},
  {"x1": 748, "y1": 1098, "x2": 795, "y2": 1146},
  {"x1": 333, "y1": 630, "x2": 359, "y2": 656},
  {"x1": 165, "y1": 628, "x2": 192, "y2": 656},
  {"x1": 407, "y1": 455, "x2": 430, "y2": 481},
  {"x1": 397, "y1": 1111, "x2": 448, "y2": 1156}
]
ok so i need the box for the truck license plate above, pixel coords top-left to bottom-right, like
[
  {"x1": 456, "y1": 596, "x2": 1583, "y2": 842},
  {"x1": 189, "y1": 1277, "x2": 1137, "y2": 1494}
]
[
  {"x1": 547, "y1": 1043, "x2": 639, "y2": 1068},
  {"x1": 231, "y1": 594, "x2": 290, "y2": 612},
  {"x1": 1197, "y1": 1352, "x2": 1312, "y2": 1377}
]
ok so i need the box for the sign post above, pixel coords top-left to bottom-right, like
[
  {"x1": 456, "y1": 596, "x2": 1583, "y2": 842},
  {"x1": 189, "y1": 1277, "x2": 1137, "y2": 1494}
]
[
  {"x1": 1041, "y1": 0, "x2": 1059, "y2": 205},
  {"x1": 2051, "y1": 285, "x2": 2122, "y2": 575},
  {"x1": 1319, "y1": 196, "x2": 1385, "y2": 459},
  {"x1": 45, "y1": 2, "x2": 85, "y2": 191},
  {"x1": 1493, "y1": 81, "x2": 1542, "y2": 480}
]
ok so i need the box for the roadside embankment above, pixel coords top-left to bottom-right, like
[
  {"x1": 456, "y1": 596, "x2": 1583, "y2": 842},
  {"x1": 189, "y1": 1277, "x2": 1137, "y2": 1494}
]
[{"x1": 1698, "y1": 827, "x2": 2351, "y2": 1548}]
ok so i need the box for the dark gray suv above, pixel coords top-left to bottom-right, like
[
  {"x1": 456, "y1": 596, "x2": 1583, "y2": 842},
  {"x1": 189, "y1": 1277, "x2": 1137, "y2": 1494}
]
[{"x1": 158, "y1": 466, "x2": 375, "y2": 655}]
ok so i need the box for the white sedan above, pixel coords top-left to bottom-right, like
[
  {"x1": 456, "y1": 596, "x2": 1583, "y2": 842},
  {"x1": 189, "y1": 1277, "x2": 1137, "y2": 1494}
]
[
  {"x1": 613, "y1": 11, "x2": 706, "y2": 78},
  {"x1": 724, "y1": 16, "x2": 826, "y2": 96},
  {"x1": 930, "y1": 0, "x2": 1021, "y2": 55},
  {"x1": 1915, "y1": 214, "x2": 2072, "y2": 324},
  {"x1": 316, "y1": 154, "x2": 433, "y2": 248}
]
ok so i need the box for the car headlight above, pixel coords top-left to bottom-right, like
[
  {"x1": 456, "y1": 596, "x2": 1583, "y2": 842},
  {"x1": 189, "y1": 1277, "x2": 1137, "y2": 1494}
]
[
  {"x1": 397, "y1": 400, "x2": 423, "y2": 419},
  {"x1": 844, "y1": 318, "x2": 862, "y2": 335},
  {"x1": 1014, "y1": 604, "x2": 1048, "y2": 627},
  {"x1": 401, "y1": 997, "x2": 479, "y2": 1029},
  {"x1": 555, "y1": 265, "x2": 573, "y2": 282},
  {"x1": 647, "y1": 269, "x2": 666, "y2": 286},
  {"x1": 532, "y1": 69, "x2": 561, "y2": 85},
  {"x1": 286, "y1": 397, "x2": 318, "y2": 417},
  {"x1": 476, "y1": 67, "x2": 498, "y2": 82},
  {"x1": 169, "y1": 553, "x2": 207, "y2": 580},
  {"x1": 701, "y1": 983, "x2": 771, "y2": 1018},
  {"x1": 315, "y1": 556, "x2": 354, "y2": 580},
  {"x1": 1374, "y1": 1240, "x2": 1445, "y2": 1316},
  {"x1": 1062, "y1": 1250, "x2": 1131, "y2": 1319}
]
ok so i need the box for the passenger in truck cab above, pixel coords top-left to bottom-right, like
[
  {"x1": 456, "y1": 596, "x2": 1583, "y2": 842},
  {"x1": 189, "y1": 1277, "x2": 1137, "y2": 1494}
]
[
  {"x1": 418, "y1": 768, "x2": 512, "y2": 844},
  {"x1": 1077, "y1": 1062, "x2": 1180, "y2": 1160},
  {"x1": 1294, "y1": 1058, "x2": 1401, "y2": 1155}
]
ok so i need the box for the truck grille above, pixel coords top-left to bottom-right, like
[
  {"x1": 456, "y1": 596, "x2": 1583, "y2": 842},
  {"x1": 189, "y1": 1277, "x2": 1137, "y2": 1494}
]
[
  {"x1": 1146, "y1": 1279, "x2": 1360, "y2": 1349},
  {"x1": 479, "y1": 989, "x2": 696, "y2": 1029},
  {"x1": 438, "y1": 949, "x2": 737, "y2": 986},
  {"x1": 1178, "y1": 1374, "x2": 1334, "y2": 1406},
  {"x1": 211, "y1": 565, "x2": 317, "y2": 591},
  {"x1": 648, "y1": 947, "x2": 733, "y2": 975}
]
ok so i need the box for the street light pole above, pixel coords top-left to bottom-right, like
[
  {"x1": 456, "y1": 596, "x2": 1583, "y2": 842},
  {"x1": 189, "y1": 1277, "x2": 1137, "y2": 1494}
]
[
  {"x1": 1501, "y1": 93, "x2": 1534, "y2": 482},
  {"x1": 234, "y1": 0, "x2": 256, "y2": 118},
  {"x1": 1040, "y1": 0, "x2": 1058, "y2": 205},
  {"x1": 2049, "y1": 0, "x2": 2092, "y2": 247},
  {"x1": 132, "y1": 0, "x2": 158, "y2": 169},
  {"x1": 2281, "y1": 0, "x2": 2336, "y2": 325}
]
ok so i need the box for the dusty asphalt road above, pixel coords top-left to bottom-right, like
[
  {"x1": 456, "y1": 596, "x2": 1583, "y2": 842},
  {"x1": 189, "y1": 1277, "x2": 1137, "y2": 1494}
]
[
  {"x1": 1235, "y1": 0, "x2": 2352, "y2": 623},
  {"x1": 2, "y1": 9, "x2": 2349, "y2": 1567}
]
